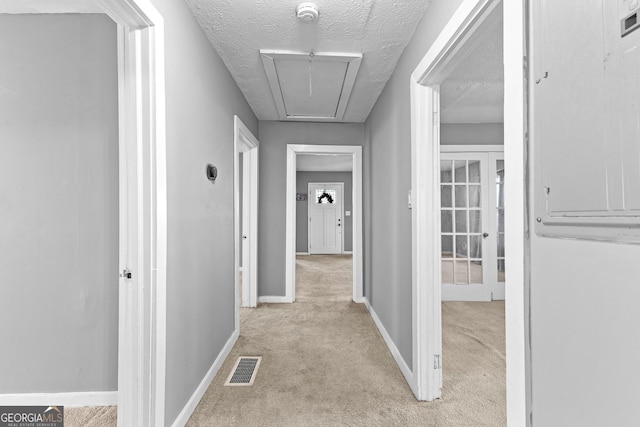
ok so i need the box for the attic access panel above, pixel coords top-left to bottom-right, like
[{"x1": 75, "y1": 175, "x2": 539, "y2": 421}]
[{"x1": 261, "y1": 50, "x2": 362, "y2": 122}]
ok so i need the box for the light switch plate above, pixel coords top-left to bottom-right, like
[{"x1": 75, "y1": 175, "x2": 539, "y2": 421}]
[{"x1": 345, "y1": 211, "x2": 351, "y2": 216}]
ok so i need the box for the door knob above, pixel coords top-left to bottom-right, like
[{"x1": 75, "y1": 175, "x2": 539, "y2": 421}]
[{"x1": 482, "y1": 232, "x2": 489, "y2": 238}]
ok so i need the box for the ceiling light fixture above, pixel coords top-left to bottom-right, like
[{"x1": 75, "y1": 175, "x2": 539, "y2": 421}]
[{"x1": 296, "y1": 2, "x2": 319, "y2": 22}]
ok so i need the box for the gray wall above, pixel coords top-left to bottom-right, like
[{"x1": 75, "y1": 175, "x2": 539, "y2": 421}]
[
  {"x1": 441, "y1": 123, "x2": 504, "y2": 145},
  {"x1": 151, "y1": 0, "x2": 258, "y2": 423},
  {"x1": 296, "y1": 172, "x2": 353, "y2": 253},
  {"x1": 257, "y1": 121, "x2": 364, "y2": 297},
  {"x1": 0, "y1": 15, "x2": 119, "y2": 393},
  {"x1": 364, "y1": 0, "x2": 465, "y2": 367}
]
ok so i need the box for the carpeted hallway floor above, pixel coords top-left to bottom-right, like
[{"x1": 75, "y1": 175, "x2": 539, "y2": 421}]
[
  {"x1": 66, "y1": 254, "x2": 505, "y2": 426},
  {"x1": 186, "y1": 255, "x2": 505, "y2": 426}
]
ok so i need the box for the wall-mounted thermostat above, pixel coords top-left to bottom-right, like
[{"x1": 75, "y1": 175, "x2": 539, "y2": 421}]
[{"x1": 206, "y1": 164, "x2": 217, "y2": 183}]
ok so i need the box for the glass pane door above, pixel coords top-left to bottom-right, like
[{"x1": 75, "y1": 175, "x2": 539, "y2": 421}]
[
  {"x1": 440, "y1": 152, "x2": 505, "y2": 301},
  {"x1": 440, "y1": 157, "x2": 486, "y2": 286}
]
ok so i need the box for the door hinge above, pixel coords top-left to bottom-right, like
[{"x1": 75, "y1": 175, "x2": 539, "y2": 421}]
[
  {"x1": 432, "y1": 111, "x2": 439, "y2": 126},
  {"x1": 121, "y1": 269, "x2": 132, "y2": 280},
  {"x1": 434, "y1": 354, "x2": 441, "y2": 369}
]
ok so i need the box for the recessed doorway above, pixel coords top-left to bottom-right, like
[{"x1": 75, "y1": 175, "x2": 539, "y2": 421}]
[{"x1": 285, "y1": 144, "x2": 363, "y2": 303}]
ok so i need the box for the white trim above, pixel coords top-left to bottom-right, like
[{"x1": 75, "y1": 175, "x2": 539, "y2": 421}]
[
  {"x1": 19, "y1": 0, "x2": 168, "y2": 425},
  {"x1": 258, "y1": 296, "x2": 293, "y2": 304},
  {"x1": 260, "y1": 50, "x2": 362, "y2": 122},
  {"x1": 0, "y1": 392, "x2": 118, "y2": 407},
  {"x1": 234, "y1": 116, "x2": 259, "y2": 313},
  {"x1": 504, "y1": 0, "x2": 528, "y2": 424},
  {"x1": 296, "y1": 252, "x2": 310, "y2": 255},
  {"x1": 363, "y1": 299, "x2": 415, "y2": 393},
  {"x1": 440, "y1": 144, "x2": 504, "y2": 152},
  {"x1": 343, "y1": 251, "x2": 353, "y2": 255},
  {"x1": 285, "y1": 144, "x2": 363, "y2": 304},
  {"x1": 410, "y1": 81, "x2": 443, "y2": 401},
  {"x1": 170, "y1": 330, "x2": 239, "y2": 427},
  {"x1": 410, "y1": 0, "x2": 511, "y2": 404}
]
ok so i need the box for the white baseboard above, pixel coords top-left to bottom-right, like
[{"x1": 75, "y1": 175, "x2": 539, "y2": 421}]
[
  {"x1": 343, "y1": 251, "x2": 353, "y2": 254},
  {"x1": 258, "y1": 296, "x2": 293, "y2": 304},
  {"x1": 296, "y1": 252, "x2": 309, "y2": 255},
  {"x1": 363, "y1": 298, "x2": 416, "y2": 394},
  {"x1": 0, "y1": 391, "x2": 117, "y2": 407},
  {"x1": 171, "y1": 329, "x2": 239, "y2": 427}
]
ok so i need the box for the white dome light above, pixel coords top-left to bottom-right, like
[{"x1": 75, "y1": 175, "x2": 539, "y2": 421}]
[{"x1": 296, "y1": 2, "x2": 319, "y2": 22}]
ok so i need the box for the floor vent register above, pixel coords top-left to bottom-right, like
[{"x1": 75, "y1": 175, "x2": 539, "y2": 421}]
[{"x1": 224, "y1": 356, "x2": 262, "y2": 386}]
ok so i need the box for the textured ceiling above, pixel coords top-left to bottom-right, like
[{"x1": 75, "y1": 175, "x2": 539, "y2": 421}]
[
  {"x1": 0, "y1": 0, "x2": 103, "y2": 13},
  {"x1": 440, "y1": 6, "x2": 504, "y2": 124},
  {"x1": 185, "y1": 0, "x2": 432, "y2": 122}
]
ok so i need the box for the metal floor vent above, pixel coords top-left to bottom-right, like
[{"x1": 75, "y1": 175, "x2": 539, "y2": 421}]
[{"x1": 224, "y1": 356, "x2": 262, "y2": 386}]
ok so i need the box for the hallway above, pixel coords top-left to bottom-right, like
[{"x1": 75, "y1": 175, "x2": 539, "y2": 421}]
[{"x1": 187, "y1": 255, "x2": 505, "y2": 426}]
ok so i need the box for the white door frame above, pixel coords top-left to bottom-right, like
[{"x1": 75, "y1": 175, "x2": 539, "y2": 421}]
[
  {"x1": 285, "y1": 145, "x2": 363, "y2": 303},
  {"x1": 410, "y1": 1, "x2": 527, "y2": 424},
  {"x1": 307, "y1": 182, "x2": 345, "y2": 254},
  {"x1": 97, "y1": 1, "x2": 167, "y2": 425},
  {"x1": 1, "y1": 1, "x2": 168, "y2": 425},
  {"x1": 234, "y1": 116, "x2": 259, "y2": 314}
]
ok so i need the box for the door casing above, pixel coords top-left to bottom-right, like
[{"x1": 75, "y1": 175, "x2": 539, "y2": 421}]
[
  {"x1": 234, "y1": 116, "x2": 259, "y2": 312},
  {"x1": 410, "y1": 1, "x2": 528, "y2": 423},
  {"x1": 284, "y1": 145, "x2": 363, "y2": 303}
]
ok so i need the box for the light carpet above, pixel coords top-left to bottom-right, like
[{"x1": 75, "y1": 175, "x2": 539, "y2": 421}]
[
  {"x1": 187, "y1": 254, "x2": 505, "y2": 426},
  {"x1": 64, "y1": 254, "x2": 505, "y2": 426}
]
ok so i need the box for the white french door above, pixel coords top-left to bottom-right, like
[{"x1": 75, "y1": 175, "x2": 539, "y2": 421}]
[
  {"x1": 308, "y1": 182, "x2": 343, "y2": 254},
  {"x1": 440, "y1": 152, "x2": 505, "y2": 301}
]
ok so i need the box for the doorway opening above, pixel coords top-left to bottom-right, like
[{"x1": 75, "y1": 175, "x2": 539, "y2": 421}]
[
  {"x1": 410, "y1": 0, "x2": 527, "y2": 419},
  {"x1": 234, "y1": 116, "x2": 259, "y2": 318},
  {"x1": 285, "y1": 145, "x2": 363, "y2": 303},
  {"x1": 435, "y1": 8, "x2": 507, "y2": 420}
]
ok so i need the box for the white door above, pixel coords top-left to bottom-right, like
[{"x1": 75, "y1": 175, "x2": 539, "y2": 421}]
[
  {"x1": 308, "y1": 183, "x2": 343, "y2": 254},
  {"x1": 440, "y1": 152, "x2": 505, "y2": 301},
  {"x1": 235, "y1": 116, "x2": 259, "y2": 308}
]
